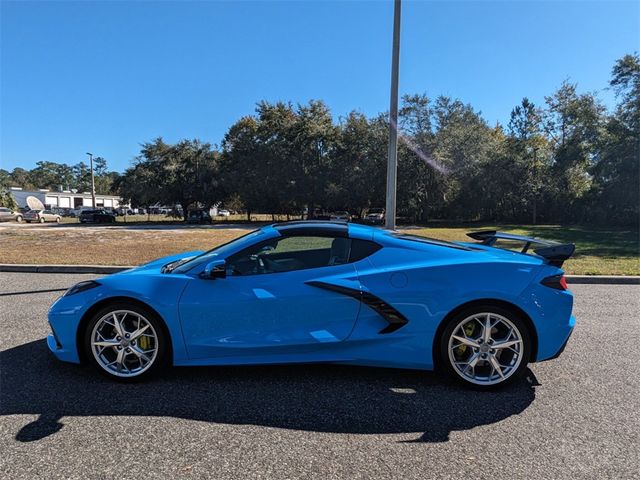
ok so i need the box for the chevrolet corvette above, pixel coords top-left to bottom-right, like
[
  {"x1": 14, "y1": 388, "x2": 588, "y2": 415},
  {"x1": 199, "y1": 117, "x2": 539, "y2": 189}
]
[{"x1": 47, "y1": 221, "x2": 575, "y2": 389}]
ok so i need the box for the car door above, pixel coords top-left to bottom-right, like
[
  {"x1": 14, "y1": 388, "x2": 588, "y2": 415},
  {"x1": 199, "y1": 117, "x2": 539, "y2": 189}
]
[{"x1": 178, "y1": 234, "x2": 362, "y2": 360}]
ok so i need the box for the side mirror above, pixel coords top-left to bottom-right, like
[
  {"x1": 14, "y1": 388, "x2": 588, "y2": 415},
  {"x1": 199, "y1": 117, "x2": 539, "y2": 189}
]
[{"x1": 200, "y1": 259, "x2": 226, "y2": 280}]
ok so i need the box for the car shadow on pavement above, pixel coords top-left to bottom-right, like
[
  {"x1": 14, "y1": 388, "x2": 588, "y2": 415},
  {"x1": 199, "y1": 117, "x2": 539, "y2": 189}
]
[{"x1": 1, "y1": 339, "x2": 538, "y2": 443}]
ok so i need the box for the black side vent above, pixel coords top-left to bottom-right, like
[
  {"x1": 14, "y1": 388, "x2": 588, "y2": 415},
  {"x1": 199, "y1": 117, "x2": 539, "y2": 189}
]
[{"x1": 305, "y1": 281, "x2": 408, "y2": 334}]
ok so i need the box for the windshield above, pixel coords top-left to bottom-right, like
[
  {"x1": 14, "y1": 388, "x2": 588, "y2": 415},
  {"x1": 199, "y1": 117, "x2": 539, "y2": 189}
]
[{"x1": 171, "y1": 228, "x2": 265, "y2": 273}]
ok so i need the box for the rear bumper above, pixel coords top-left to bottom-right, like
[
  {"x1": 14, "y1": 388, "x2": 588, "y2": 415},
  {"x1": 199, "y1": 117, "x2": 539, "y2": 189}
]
[
  {"x1": 535, "y1": 313, "x2": 575, "y2": 362},
  {"x1": 539, "y1": 315, "x2": 575, "y2": 362}
]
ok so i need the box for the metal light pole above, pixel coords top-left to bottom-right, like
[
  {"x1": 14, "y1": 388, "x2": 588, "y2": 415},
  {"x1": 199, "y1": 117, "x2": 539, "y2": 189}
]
[
  {"x1": 86, "y1": 152, "x2": 96, "y2": 208},
  {"x1": 385, "y1": 0, "x2": 402, "y2": 230}
]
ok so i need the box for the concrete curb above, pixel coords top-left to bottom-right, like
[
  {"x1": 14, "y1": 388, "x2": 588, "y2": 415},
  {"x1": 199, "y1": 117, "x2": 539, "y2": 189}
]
[
  {"x1": 0, "y1": 264, "x2": 638, "y2": 284},
  {"x1": 0, "y1": 264, "x2": 133, "y2": 274},
  {"x1": 565, "y1": 275, "x2": 640, "y2": 285}
]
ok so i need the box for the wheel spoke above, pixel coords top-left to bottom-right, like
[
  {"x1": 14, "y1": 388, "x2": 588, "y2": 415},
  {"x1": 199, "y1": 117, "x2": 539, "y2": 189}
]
[
  {"x1": 451, "y1": 335, "x2": 479, "y2": 348},
  {"x1": 115, "y1": 348, "x2": 127, "y2": 372},
  {"x1": 489, "y1": 355, "x2": 505, "y2": 378},
  {"x1": 482, "y1": 314, "x2": 493, "y2": 343},
  {"x1": 112, "y1": 313, "x2": 125, "y2": 337},
  {"x1": 467, "y1": 352, "x2": 481, "y2": 369},
  {"x1": 92, "y1": 339, "x2": 119, "y2": 348},
  {"x1": 492, "y1": 339, "x2": 522, "y2": 350},
  {"x1": 130, "y1": 324, "x2": 150, "y2": 341},
  {"x1": 129, "y1": 345, "x2": 152, "y2": 364}
]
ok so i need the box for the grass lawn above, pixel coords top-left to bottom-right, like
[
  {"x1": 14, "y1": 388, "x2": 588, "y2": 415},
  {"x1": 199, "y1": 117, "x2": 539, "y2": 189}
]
[{"x1": 0, "y1": 222, "x2": 637, "y2": 275}]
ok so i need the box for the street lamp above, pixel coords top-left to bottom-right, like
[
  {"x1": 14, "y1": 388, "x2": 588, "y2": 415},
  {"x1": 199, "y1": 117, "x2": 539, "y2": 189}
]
[
  {"x1": 86, "y1": 152, "x2": 96, "y2": 208},
  {"x1": 385, "y1": 0, "x2": 402, "y2": 230}
]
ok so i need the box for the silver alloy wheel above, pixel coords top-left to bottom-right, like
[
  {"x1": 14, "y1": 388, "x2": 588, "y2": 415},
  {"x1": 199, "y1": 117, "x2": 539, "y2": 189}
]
[
  {"x1": 90, "y1": 310, "x2": 159, "y2": 378},
  {"x1": 448, "y1": 312, "x2": 524, "y2": 386}
]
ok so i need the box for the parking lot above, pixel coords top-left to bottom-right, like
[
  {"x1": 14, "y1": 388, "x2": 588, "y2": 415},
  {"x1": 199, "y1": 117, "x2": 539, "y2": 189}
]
[{"x1": 0, "y1": 272, "x2": 638, "y2": 479}]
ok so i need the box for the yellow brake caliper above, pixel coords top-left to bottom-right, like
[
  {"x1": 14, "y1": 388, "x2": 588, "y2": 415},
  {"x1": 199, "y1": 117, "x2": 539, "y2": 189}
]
[
  {"x1": 456, "y1": 322, "x2": 476, "y2": 357},
  {"x1": 139, "y1": 335, "x2": 150, "y2": 350}
]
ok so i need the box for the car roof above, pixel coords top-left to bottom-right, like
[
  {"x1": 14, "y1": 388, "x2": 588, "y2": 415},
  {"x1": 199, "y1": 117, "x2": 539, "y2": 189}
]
[{"x1": 269, "y1": 220, "x2": 379, "y2": 239}]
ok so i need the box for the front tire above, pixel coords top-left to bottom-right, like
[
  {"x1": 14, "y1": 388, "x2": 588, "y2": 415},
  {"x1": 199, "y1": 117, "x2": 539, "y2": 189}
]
[
  {"x1": 83, "y1": 303, "x2": 169, "y2": 382},
  {"x1": 439, "y1": 305, "x2": 531, "y2": 390},
  {"x1": 15, "y1": 215, "x2": 23, "y2": 223}
]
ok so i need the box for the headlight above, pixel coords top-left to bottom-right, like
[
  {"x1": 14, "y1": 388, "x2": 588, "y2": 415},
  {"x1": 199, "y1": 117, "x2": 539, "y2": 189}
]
[{"x1": 64, "y1": 280, "x2": 101, "y2": 297}]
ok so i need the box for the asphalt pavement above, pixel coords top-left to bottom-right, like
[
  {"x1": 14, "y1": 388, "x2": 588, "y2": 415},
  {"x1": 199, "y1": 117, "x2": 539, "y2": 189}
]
[{"x1": 0, "y1": 272, "x2": 638, "y2": 479}]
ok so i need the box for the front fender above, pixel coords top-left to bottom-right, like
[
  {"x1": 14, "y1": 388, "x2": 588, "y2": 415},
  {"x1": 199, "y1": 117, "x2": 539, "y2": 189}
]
[{"x1": 49, "y1": 273, "x2": 193, "y2": 364}]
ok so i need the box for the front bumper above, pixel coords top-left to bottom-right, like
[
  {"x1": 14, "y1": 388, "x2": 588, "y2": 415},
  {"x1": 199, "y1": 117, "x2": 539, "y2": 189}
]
[
  {"x1": 46, "y1": 294, "x2": 92, "y2": 364},
  {"x1": 47, "y1": 331, "x2": 80, "y2": 363}
]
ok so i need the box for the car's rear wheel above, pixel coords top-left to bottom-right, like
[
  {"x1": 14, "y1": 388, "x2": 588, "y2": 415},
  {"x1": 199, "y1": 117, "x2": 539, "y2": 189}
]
[
  {"x1": 15, "y1": 215, "x2": 23, "y2": 223},
  {"x1": 439, "y1": 305, "x2": 531, "y2": 390},
  {"x1": 83, "y1": 303, "x2": 169, "y2": 382},
  {"x1": 55, "y1": 217, "x2": 60, "y2": 223},
  {"x1": 39, "y1": 217, "x2": 45, "y2": 223}
]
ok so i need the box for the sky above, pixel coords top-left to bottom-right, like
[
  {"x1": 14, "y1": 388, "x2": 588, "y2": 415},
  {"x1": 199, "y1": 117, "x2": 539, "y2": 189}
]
[{"x1": 1, "y1": 0, "x2": 638, "y2": 173}]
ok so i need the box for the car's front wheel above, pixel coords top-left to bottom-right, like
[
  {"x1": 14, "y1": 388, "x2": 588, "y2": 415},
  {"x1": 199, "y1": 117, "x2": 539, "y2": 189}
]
[
  {"x1": 15, "y1": 215, "x2": 23, "y2": 223},
  {"x1": 439, "y1": 305, "x2": 531, "y2": 389},
  {"x1": 83, "y1": 303, "x2": 169, "y2": 381}
]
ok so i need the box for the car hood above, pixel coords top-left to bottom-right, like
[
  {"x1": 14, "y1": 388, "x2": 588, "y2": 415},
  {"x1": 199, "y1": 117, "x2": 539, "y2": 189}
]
[{"x1": 122, "y1": 250, "x2": 205, "y2": 274}]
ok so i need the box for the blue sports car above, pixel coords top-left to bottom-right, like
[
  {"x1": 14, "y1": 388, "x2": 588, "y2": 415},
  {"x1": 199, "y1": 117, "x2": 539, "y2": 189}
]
[{"x1": 47, "y1": 221, "x2": 575, "y2": 389}]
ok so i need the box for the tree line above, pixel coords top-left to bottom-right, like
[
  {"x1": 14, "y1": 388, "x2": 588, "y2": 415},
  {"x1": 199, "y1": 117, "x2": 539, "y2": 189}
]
[{"x1": 2, "y1": 54, "x2": 638, "y2": 225}]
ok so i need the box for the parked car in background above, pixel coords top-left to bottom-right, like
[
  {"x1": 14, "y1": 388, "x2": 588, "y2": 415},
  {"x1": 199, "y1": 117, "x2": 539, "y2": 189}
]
[
  {"x1": 217, "y1": 209, "x2": 231, "y2": 217},
  {"x1": 79, "y1": 209, "x2": 117, "y2": 224},
  {"x1": 330, "y1": 211, "x2": 351, "y2": 222},
  {"x1": 0, "y1": 207, "x2": 23, "y2": 223},
  {"x1": 53, "y1": 207, "x2": 76, "y2": 217},
  {"x1": 364, "y1": 208, "x2": 385, "y2": 224},
  {"x1": 308, "y1": 208, "x2": 331, "y2": 220},
  {"x1": 187, "y1": 209, "x2": 213, "y2": 224},
  {"x1": 24, "y1": 209, "x2": 61, "y2": 223}
]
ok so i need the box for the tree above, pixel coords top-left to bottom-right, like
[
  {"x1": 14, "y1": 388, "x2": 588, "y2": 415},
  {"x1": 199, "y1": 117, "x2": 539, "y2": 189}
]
[
  {"x1": 0, "y1": 171, "x2": 18, "y2": 210},
  {"x1": 589, "y1": 54, "x2": 640, "y2": 224},
  {"x1": 542, "y1": 81, "x2": 606, "y2": 221},
  {"x1": 119, "y1": 138, "x2": 222, "y2": 220},
  {"x1": 504, "y1": 98, "x2": 550, "y2": 223}
]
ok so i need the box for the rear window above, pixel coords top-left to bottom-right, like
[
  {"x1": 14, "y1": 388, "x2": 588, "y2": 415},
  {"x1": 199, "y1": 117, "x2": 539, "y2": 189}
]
[{"x1": 390, "y1": 233, "x2": 472, "y2": 251}]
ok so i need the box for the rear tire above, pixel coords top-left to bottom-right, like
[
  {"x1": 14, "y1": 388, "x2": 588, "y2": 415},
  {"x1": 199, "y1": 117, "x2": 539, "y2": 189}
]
[
  {"x1": 39, "y1": 217, "x2": 45, "y2": 223},
  {"x1": 438, "y1": 305, "x2": 532, "y2": 390},
  {"x1": 15, "y1": 215, "x2": 22, "y2": 223},
  {"x1": 83, "y1": 302, "x2": 170, "y2": 382}
]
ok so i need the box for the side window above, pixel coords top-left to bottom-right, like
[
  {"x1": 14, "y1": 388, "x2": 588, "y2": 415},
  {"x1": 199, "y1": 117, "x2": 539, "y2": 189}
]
[
  {"x1": 349, "y1": 239, "x2": 382, "y2": 262},
  {"x1": 227, "y1": 235, "x2": 352, "y2": 276}
]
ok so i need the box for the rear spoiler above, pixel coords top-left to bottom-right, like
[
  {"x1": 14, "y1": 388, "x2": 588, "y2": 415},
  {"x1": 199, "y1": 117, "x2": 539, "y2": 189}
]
[{"x1": 467, "y1": 230, "x2": 575, "y2": 267}]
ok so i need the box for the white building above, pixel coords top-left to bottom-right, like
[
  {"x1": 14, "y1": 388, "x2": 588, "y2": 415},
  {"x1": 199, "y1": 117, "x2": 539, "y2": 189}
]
[{"x1": 9, "y1": 187, "x2": 122, "y2": 210}]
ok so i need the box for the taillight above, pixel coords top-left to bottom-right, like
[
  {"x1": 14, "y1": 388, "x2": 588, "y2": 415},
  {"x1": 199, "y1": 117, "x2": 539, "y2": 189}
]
[{"x1": 541, "y1": 274, "x2": 568, "y2": 291}]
